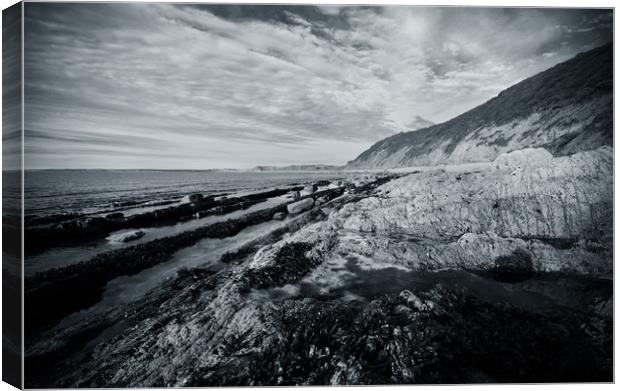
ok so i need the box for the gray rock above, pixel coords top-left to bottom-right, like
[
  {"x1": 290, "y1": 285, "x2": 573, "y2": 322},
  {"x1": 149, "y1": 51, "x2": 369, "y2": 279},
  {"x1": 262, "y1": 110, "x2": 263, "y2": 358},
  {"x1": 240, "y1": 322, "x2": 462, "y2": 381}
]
[
  {"x1": 189, "y1": 193, "x2": 203, "y2": 203},
  {"x1": 399, "y1": 290, "x2": 425, "y2": 310},
  {"x1": 315, "y1": 196, "x2": 328, "y2": 205},
  {"x1": 76, "y1": 217, "x2": 107, "y2": 230},
  {"x1": 287, "y1": 198, "x2": 314, "y2": 214},
  {"x1": 304, "y1": 184, "x2": 318, "y2": 194},
  {"x1": 273, "y1": 212, "x2": 286, "y2": 220}
]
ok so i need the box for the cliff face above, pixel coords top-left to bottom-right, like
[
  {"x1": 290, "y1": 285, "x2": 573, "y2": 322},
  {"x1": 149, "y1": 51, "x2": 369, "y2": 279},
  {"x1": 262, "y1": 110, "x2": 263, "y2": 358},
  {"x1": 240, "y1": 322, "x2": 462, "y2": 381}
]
[
  {"x1": 348, "y1": 43, "x2": 612, "y2": 169},
  {"x1": 341, "y1": 147, "x2": 612, "y2": 276}
]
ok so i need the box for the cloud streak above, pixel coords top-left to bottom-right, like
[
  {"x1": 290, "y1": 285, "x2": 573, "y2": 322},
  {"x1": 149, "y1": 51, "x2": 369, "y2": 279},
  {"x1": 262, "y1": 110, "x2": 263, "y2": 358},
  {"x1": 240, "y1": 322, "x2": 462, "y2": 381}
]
[{"x1": 24, "y1": 4, "x2": 612, "y2": 169}]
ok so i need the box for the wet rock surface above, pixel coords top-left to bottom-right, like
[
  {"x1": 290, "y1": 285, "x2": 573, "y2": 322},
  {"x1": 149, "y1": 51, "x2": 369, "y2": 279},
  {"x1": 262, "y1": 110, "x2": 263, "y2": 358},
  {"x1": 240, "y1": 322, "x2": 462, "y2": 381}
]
[
  {"x1": 25, "y1": 186, "x2": 304, "y2": 253},
  {"x1": 245, "y1": 242, "x2": 316, "y2": 289},
  {"x1": 31, "y1": 277, "x2": 611, "y2": 387},
  {"x1": 23, "y1": 157, "x2": 613, "y2": 386},
  {"x1": 25, "y1": 185, "x2": 347, "y2": 332}
]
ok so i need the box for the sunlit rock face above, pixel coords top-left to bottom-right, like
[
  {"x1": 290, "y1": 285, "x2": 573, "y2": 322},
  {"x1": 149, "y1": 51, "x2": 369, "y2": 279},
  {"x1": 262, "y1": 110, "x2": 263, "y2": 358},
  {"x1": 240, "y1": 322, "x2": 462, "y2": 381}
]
[{"x1": 332, "y1": 147, "x2": 612, "y2": 277}]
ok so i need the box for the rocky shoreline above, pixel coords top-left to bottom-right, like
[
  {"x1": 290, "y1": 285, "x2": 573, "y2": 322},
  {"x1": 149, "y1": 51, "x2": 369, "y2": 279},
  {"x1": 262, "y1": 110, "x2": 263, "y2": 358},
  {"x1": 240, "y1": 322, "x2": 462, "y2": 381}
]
[
  {"x1": 25, "y1": 186, "x2": 311, "y2": 252},
  {"x1": 25, "y1": 148, "x2": 613, "y2": 386},
  {"x1": 25, "y1": 184, "x2": 350, "y2": 332}
]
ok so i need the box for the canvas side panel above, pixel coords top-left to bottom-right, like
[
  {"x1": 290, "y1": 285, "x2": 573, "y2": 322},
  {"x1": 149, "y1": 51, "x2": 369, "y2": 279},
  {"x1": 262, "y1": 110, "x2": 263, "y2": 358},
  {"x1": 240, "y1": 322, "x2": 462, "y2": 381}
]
[{"x1": 2, "y1": 1, "x2": 23, "y2": 389}]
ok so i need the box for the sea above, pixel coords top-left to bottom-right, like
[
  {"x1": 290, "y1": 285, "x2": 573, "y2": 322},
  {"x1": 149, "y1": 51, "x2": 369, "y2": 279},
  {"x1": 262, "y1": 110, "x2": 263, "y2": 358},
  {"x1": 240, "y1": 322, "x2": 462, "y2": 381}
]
[
  {"x1": 20, "y1": 169, "x2": 350, "y2": 322},
  {"x1": 23, "y1": 169, "x2": 347, "y2": 217},
  {"x1": 20, "y1": 169, "x2": 346, "y2": 277}
]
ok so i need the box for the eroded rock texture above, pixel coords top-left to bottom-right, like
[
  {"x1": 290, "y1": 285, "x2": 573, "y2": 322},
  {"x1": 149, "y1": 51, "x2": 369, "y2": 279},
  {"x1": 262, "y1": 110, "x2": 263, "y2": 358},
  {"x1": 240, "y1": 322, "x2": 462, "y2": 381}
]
[
  {"x1": 28, "y1": 148, "x2": 612, "y2": 387},
  {"x1": 336, "y1": 147, "x2": 612, "y2": 277}
]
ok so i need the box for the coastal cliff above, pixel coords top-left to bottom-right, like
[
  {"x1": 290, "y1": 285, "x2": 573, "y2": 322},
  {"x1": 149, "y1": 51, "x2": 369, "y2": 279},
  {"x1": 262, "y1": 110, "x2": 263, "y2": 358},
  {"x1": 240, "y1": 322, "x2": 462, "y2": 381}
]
[{"x1": 348, "y1": 44, "x2": 612, "y2": 169}]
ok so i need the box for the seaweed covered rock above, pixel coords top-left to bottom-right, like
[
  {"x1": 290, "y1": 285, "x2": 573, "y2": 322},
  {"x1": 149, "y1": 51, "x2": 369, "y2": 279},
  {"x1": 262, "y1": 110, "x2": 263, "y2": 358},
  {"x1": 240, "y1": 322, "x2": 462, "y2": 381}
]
[
  {"x1": 246, "y1": 242, "x2": 315, "y2": 289},
  {"x1": 47, "y1": 283, "x2": 611, "y2": 387},
  {"x1": 76, "y1": 217, "x2": 107, "y2": 230},
  {"x1": 188, "y1": 193, "x2": 203, "y2": 203},
  {"x1": 492, "y1": 248, "x2": 535, "y2": 282},
  {"x1": 105, "y1": 212, "x2": 125, "y2": 221}
]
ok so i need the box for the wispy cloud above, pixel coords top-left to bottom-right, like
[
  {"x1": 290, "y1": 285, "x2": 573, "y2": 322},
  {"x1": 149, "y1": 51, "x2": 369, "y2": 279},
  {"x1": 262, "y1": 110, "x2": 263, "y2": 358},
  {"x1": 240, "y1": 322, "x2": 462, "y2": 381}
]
[{"x1": 24, "y1": 4, "x2": 612, "y2": 169}]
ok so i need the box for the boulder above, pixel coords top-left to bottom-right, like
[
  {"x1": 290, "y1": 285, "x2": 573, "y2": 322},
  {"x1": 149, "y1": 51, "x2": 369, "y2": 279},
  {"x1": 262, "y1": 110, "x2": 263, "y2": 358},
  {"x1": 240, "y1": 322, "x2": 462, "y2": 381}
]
[
  {"x1": 315, "y1": 196, "x2": 328, "y2": 206},
  {"x1": 304, "y1": 184, "x2": 318, "y2": 194},
  {"x1": 76, "y1": 217, "x2": 107, "y2": 230},
  {"x1": 189, "y1": 193, "x2": 203, "y2": 203},
  {"x1": 399, "y1": 290, "x2": 425, "y2": 311},
  {"x1": 273, "y1": 212, "x2": 286, "y2": 221},
  {"x1": 287, "y1": 198, "x2": 314, "y2": 214}
]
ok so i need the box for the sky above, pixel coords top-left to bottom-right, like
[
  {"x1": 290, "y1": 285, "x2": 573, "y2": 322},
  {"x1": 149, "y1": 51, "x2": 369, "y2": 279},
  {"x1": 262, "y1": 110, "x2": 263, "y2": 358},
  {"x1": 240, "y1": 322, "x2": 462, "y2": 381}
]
[
  {"x1": 2, "y1": 2, "x2": 21, "y2": 171},
  {"x1": 23, "y1": 3, "x2": 613, "y2": 169}
]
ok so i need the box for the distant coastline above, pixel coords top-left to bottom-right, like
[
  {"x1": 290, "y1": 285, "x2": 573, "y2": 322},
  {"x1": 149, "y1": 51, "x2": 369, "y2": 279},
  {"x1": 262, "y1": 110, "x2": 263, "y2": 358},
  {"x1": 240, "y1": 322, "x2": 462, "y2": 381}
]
[{"x1": 19, "y1": 164, "x2": 348, "y2": 173}]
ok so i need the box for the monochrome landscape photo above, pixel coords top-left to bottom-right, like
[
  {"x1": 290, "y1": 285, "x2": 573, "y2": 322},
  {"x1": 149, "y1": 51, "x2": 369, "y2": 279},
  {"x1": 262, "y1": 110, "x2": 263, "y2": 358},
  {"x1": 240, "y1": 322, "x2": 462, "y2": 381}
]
[{"x1": 1, "y1": 1, "x2": 614, "y2": 387}]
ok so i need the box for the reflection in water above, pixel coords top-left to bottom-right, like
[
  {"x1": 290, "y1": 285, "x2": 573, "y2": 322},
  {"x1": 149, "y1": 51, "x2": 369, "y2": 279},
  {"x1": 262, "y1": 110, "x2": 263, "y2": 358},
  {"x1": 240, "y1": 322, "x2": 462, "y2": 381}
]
[
  {"x1": 25, "y1": 195, "x2": 289, "y2": 275},
  {"x1": 57, "y1": 218, "x2": 287, "y2": 328},
  {"x1": 261, "y1": 252, "x2": 611, "y2": 313}
]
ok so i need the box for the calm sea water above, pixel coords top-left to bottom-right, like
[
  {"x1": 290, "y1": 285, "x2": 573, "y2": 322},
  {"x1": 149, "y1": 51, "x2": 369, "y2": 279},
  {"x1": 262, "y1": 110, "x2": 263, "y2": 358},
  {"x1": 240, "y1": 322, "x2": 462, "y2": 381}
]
[{"x1": 24, "y1": 170, "x2": 346, "y2": 216}]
